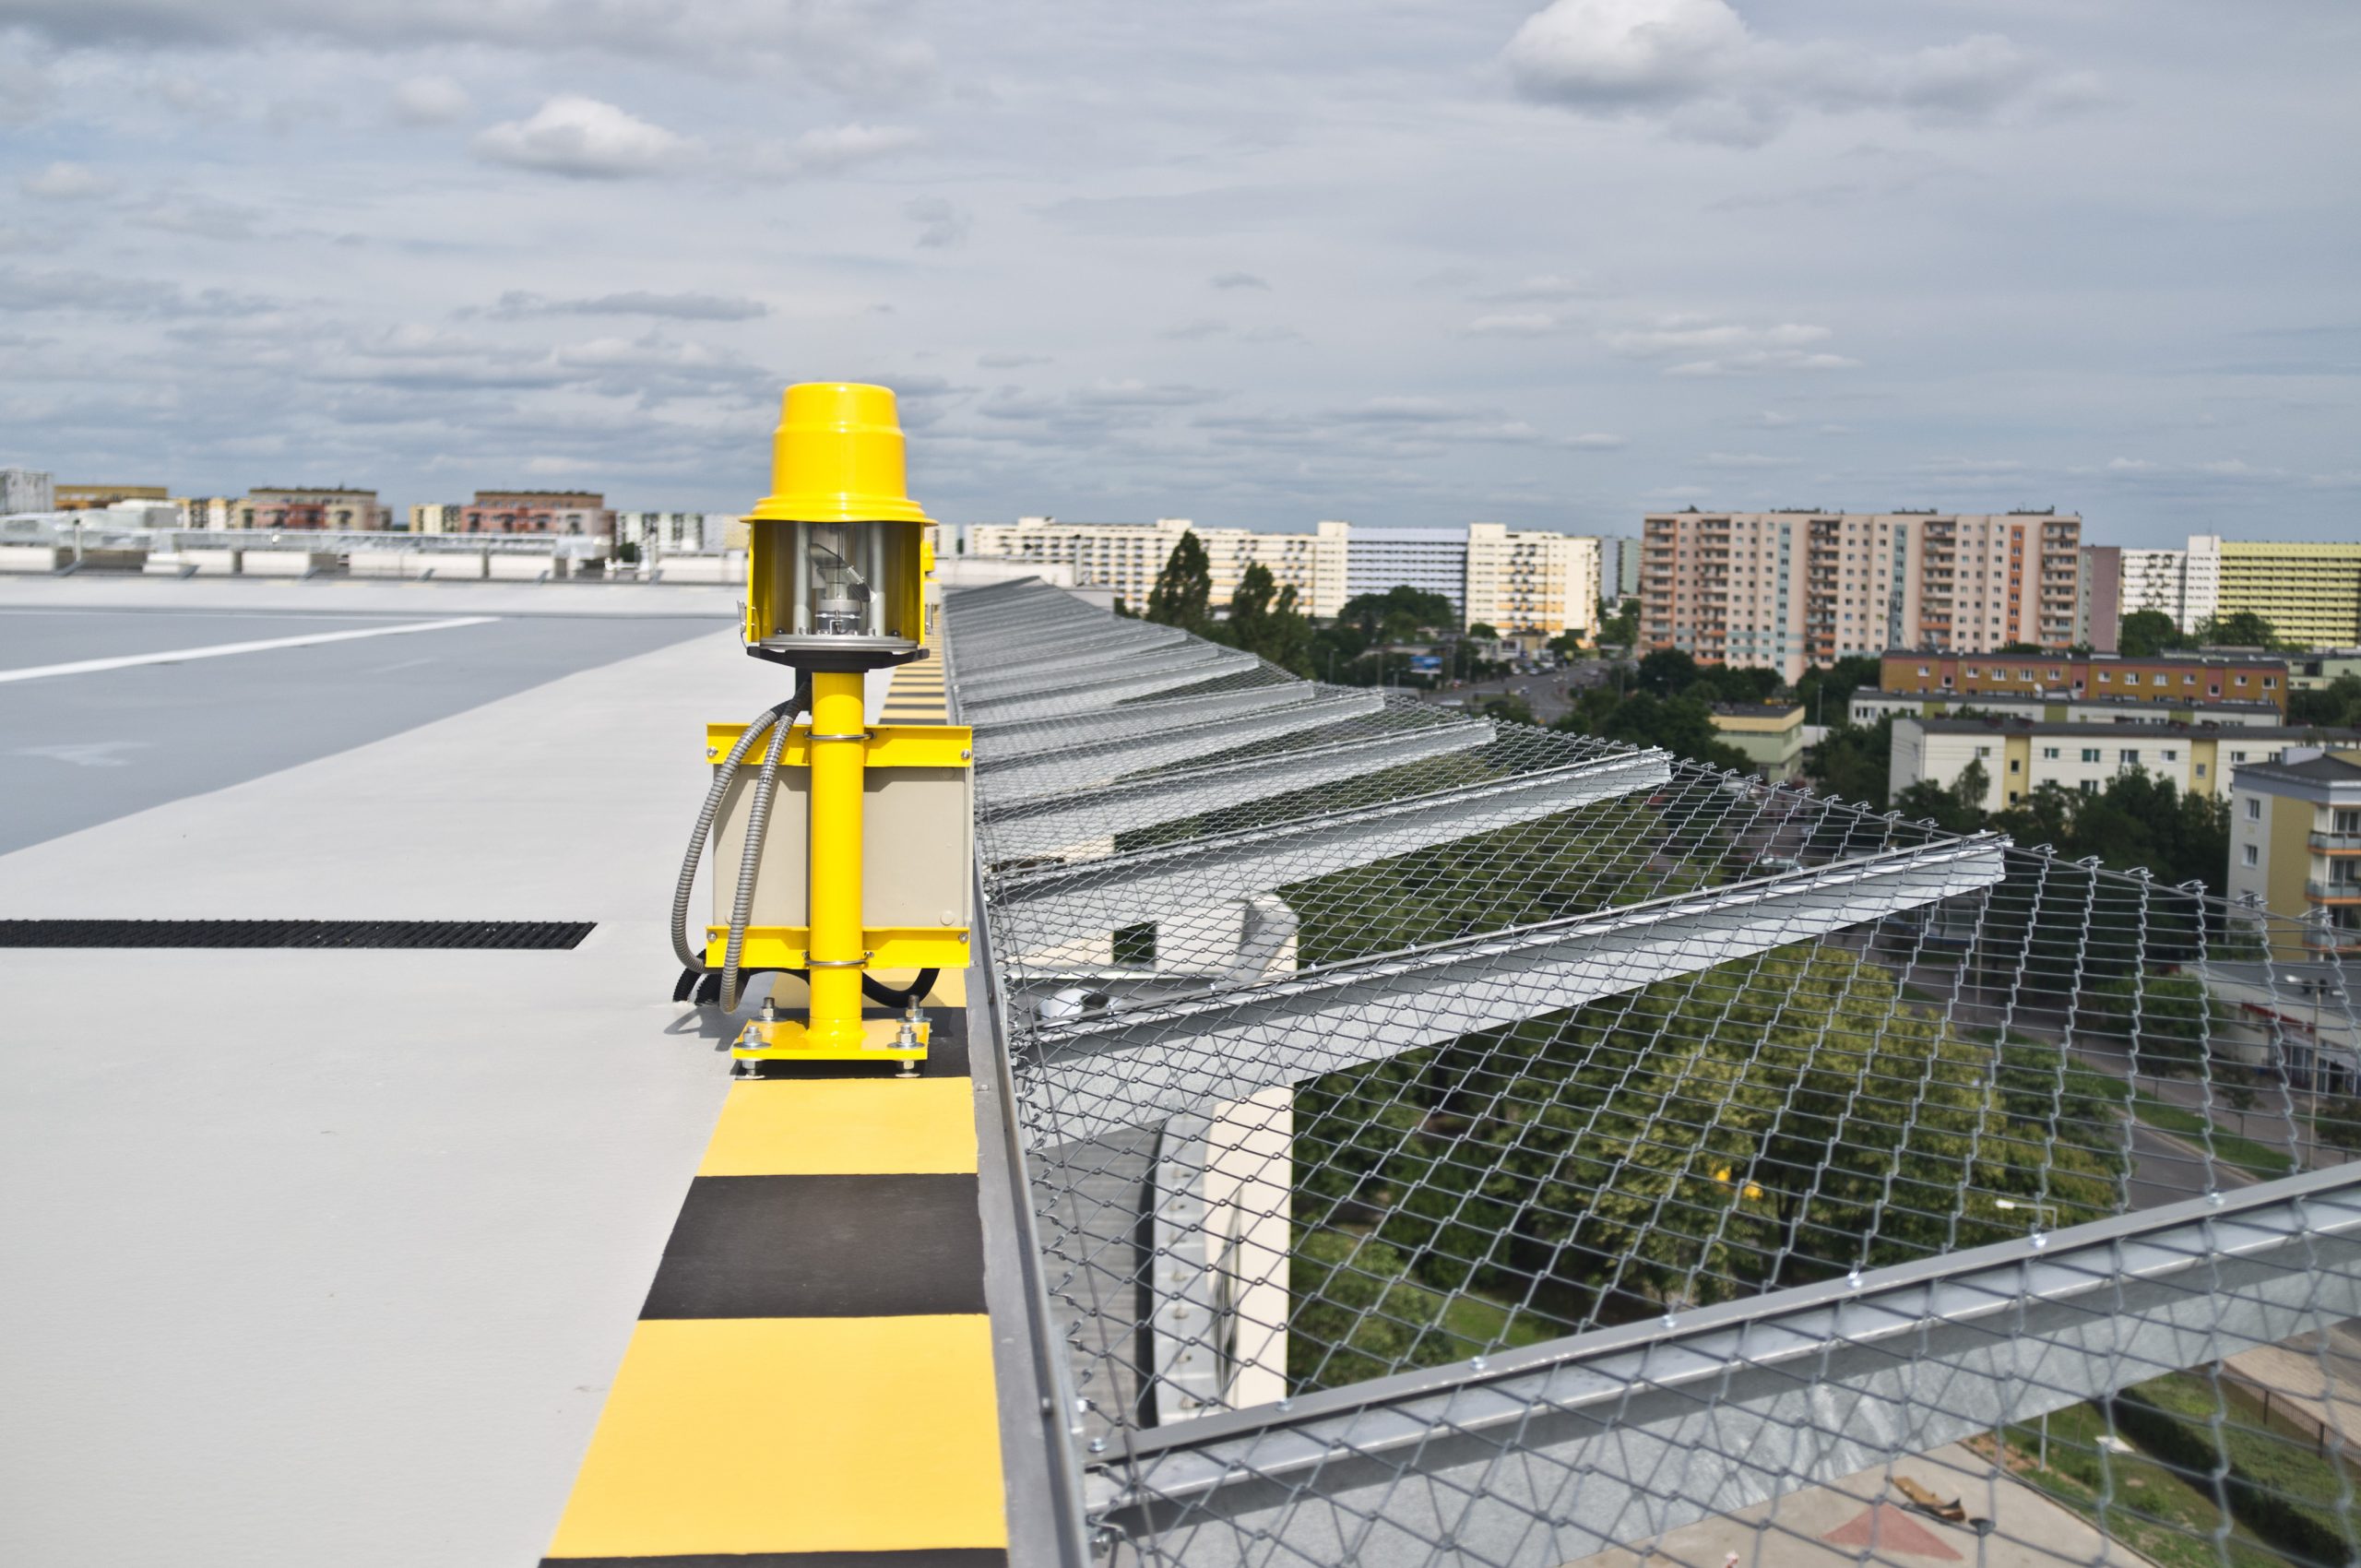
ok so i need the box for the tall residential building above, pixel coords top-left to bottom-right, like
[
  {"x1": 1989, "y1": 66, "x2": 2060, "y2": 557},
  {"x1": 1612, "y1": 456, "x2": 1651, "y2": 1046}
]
[
  {"x1": 2210, "y1": 537, "x2": 2361, "y2": 648},
  {"x1": 2228, "y1": 747, "x2": 2361, "y2": 959},
  {"x1": 2121, "y1": 546, "x2": 2196, "y2": 626},
  {"x1": 1596, "y1": 537, "x2": 1643, "y2": 605},
  {"x1": 1344, "y1": 527, "x2": 1472, "y2": 617},
  {"x1": 1641, "y1": 511, "x2": 2082, "y2": 682},
  {"x1": 2077, "y1": 545, "x2": 2123, "y2": 652},
  {"x1": 409, "y1": 504, "x2": 464, "y2": 533},
  {"x1": 2076, "y1": 535, "x2": 2361, "y2": 650},
  {"x1": 1464, "y1": 525, "x2": 1598, "y2": 638},
  {"x1": 1, "y1": 467, "x2": 54, "y2": 515},
  {"x1": 233, "y1": 487, "x2": 390, "y2": 529},
  {"x1": 963, "y1": 517, "x2": 1598, "y2": 635}
]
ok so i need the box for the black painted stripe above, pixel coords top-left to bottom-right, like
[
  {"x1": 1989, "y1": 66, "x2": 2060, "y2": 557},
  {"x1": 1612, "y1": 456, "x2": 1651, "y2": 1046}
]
[
  {"x1": 0, "y1": 918, "x2": 592, "y2": 949},
  {"x1": 737, "y1": 1009, "x2": 968, "y2": 1080},
  {"x1": 545, "y1": 1551, "x2": 1007, "y2": 1567},
  {"x1": 641, "y1": 1173, "x2": 987, "y2": 1319}
]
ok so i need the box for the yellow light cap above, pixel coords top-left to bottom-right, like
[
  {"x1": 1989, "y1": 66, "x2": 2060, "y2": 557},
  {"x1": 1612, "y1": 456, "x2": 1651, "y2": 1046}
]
[{"x1": 747, "y1": 382, "x2": 931, "y2": 525}]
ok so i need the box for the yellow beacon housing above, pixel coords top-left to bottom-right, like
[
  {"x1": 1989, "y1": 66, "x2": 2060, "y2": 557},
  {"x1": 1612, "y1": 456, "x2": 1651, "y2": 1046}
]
[{"x1": 742, "y1": 382, "x2": 931, "y2": 671}]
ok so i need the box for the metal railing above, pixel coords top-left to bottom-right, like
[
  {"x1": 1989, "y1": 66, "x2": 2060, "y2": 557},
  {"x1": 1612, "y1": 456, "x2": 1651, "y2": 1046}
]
[{"x1": 943, "y1": 576, "x2": 2361, "y2": 1568}]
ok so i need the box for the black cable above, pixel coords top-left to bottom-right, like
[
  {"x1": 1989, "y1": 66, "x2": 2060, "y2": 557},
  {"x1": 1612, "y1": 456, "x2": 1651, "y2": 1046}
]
[{"x1": 860, "y1": 968, "x2": 941, "y2": 1008}]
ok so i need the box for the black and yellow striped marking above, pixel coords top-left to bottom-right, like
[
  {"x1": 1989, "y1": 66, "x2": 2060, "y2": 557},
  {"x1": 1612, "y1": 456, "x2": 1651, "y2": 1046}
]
[
  {"x1": 544, "y1": 985, "x2": 1006, "y2": 1565},
  {"x1": 879, "y1": 659, "x2": 947, "y2": 725}
]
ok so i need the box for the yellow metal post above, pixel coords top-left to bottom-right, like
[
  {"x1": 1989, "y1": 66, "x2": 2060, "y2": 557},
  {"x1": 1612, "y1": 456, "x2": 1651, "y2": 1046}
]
[{"x1": 804, "y1": 670, "x2": 869, "y2": 1049}]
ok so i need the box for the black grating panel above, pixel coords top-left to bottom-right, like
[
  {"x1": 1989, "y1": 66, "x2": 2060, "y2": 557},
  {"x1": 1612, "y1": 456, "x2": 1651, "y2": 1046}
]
[{"x1": 0, "y1": 920, "x2": 594, "y2": 950}]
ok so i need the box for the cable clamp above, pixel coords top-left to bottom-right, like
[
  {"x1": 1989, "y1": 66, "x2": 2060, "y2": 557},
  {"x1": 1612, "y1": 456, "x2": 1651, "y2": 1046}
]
[
  {"x1": 805, "y1": 954, "x2": 872, "y2": 968},
  {"x1": 806, "y1": 730, "x2": 871, "y2": 742}
]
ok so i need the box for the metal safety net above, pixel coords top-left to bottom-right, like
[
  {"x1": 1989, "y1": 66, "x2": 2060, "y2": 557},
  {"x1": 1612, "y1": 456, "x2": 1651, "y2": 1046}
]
[{"x1": 946, "y1": 576, "x2": 2361, "y2": 1568}]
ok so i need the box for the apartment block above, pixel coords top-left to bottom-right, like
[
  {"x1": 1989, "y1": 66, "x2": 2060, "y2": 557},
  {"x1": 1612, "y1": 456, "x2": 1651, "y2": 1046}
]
[
  {"x1": 965, "y1": 517, "x2": 1598, "y2": 635},
  {"x1": 1641, "y1": 511, "x2": 2081, "y2": 682},
  {"x1": 2213, "y1": 537, "x2": 2361, "y2": 649},
  {"x1": 1892, "y1": 717, "x2": 2349, "y2": 811},
  {"x1": 615, "y1": 511, "x2": 735, "y2": 555},
  {"x1": 233, "y1": 487, "x2": 390, "y2": 529},
  {"x1": 409, "y1": 490, "x2": 614, "y2": 538},
  {"x1": 1464, "y1": 525, "x2": 1598, "y2": 637},
  {"x1": 2077, "y1": 544, "x2": 2122, "y2": 652},
  {"x1": 1879, "y1": 649, "x2": 2289, "y2": 714},
  {"x1": 1849, "y1": 686, "x2": 2285, "y2": 730},
  {"x1": 1, "y1": 467, "x2": 54, "y2": 515},
  {"x1": 2120, "y1": 546, "x2": 2197, "y2": 626},
  {"x1": 2228, "y1": 748, "x2": 2361, "y2": 959},
  {"x1": 174, "y1": 497, "x2": 237, "y2": 529}
]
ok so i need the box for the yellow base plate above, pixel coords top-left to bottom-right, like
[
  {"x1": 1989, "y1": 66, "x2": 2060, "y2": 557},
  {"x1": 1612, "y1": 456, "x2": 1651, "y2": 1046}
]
[{"x1": 732, "y1": 1016, "x2": 929, "y2": 1063}]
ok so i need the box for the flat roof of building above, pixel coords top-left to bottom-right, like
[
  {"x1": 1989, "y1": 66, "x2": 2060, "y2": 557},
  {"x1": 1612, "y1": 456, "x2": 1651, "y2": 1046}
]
[{"x1": 1906, "y1": 718, "x2": 2361, "y2": 741}]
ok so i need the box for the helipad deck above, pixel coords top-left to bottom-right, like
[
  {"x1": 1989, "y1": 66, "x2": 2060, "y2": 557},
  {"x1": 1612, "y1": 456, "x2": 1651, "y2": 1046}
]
[{"x1": 0, "y1": 576, "x2": 1061, "y2": 1566}]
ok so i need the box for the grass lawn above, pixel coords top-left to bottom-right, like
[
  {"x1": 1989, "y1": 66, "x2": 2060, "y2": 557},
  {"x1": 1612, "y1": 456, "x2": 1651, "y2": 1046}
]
[
  {"x1": 1975, "y1": 1401, "x2": 2286, "y2": 1568},
  {"x1": 2131, "y1": 1090, "x2": 2297, "y2": 1178}
]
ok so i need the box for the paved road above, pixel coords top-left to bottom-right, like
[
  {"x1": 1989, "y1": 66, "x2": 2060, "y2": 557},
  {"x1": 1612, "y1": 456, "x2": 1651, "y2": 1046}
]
[{"x1": 0, "y1": 605, "x2": 724, "y2": 855}]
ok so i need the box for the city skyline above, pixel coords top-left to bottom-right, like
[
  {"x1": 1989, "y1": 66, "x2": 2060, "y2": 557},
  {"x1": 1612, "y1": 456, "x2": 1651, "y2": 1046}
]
[{"x1": 1, "y1": 2, "x2": 2354, "y2": 540}]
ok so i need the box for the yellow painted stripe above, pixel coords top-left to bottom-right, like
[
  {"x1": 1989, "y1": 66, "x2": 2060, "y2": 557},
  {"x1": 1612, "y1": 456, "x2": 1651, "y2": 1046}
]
[
  {"x1": 699, "y1": 1078, "x2": 977, "y2": 1176},
  {"x1": 546, "y1": 1316, "x2": 1007, "y2": 1558}
]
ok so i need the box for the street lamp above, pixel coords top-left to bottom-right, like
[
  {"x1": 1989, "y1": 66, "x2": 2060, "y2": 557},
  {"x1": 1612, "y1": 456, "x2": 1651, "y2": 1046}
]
[{"x1": 2277, "y1": 970, "x2": 2345, "y2": 1096}]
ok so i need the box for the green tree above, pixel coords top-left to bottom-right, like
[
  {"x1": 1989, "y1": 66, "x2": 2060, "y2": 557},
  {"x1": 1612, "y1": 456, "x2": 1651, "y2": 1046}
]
[
  {"x1": 1290, "y1": 947, "x2": 2125, "y2": 1348},
  {"x1": 1466, "y1": 622, "x2": 1501, "y2": 642},
  {"x1": 2289, "y1": 672, "x2": 2361, "y2": 729},
  {"x1": 1145, "y1": 529, "x2": 1214, "y2": 630},
  {"x1": 1803, "y1": 715, "x2": 1893, "y2": 808},
  {"x1": 1338, "y1": 585, "x2": 1458, "y2": 638},
  {"x1": 2196, "y1": 610, "x2": 2279, "y2": 648},
  {"x1": 2117, "y1": 608, "x2": 2183, "y2": 659},
  {"x1": 1596, "y1": 597, "x2": 1640, "y2": 647},
  {"x1": 1893, "y1": 756, "x2": 1989, "y2": 834},
  {"x1": 1792, "y1": 655, "x2": 1883, "y2": 731},
  {"x1": 1634, "y1": 647, "x2": 1702, "y2": 697},
  {"x1": 2082, "y1": 972, "x2": 2228, "y2": 1076},
  {"x1": 1548, "y1": 626, "x2": 1587, "y2": 660},
  {"x1": 1477, "y1": 693, "x2": 1536, "y2": 726},
  {"x1": 1221, "y1": 562, "x2": 1315, "y2": 674}
]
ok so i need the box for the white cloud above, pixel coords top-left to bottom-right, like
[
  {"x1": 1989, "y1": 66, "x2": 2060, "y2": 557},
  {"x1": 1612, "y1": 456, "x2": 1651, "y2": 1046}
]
[
  {"x1": 1478, "y1": 273, "x2": 1587, "y2": 303},
  {"x1": 906, "y1": 196, "x2": 969, "y2": 248},
  {"x1": 488, "y1": 290, "x2": 767, "y2": 321},
  {"x1": 390, "y1": 75, "x2": 469, "y2": 126},
  {"x1": 1705, "y1": 450, "x2": 1797, "y2": 469},
  {"x1": 1211, "y1": 271, "x2": 1269, "y2": 291},
  {"x1": 1604, "y1": 316, "x2": 1860, "y2": 375},
  {"x1": 0, "y1": 41, "x2": 52, "y2": 125},
  {"x1": 1563, "y1": 432, "x2": 1627, "y2": 449},
  {"x1": 20, "y1": 160, "x2": 115, "y2": 200},
  {"x1": 1505, "y1": 0, "x2": 2093, "y2": 145},
  {"x1": 780, "y1": 122, "x2": 923, "y2": 175},
  {"x1": 3, "y1": 1, "x2": 940, "y2": 90},
  {"x1": 472, "y1": 96, "x2": 693, "y2": 180},
  {"x1": 1504, "y1": 0, "x2": 1745, "y2": 106},
  {"x1": 1465, "y1": 312, "x2": 1567, "y2": 337}
]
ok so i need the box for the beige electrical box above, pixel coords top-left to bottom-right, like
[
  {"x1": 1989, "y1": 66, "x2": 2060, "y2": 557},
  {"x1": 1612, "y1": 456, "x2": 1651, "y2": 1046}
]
[{"x1": 703, "y1": 722, "x2": 974, "y2": 970}]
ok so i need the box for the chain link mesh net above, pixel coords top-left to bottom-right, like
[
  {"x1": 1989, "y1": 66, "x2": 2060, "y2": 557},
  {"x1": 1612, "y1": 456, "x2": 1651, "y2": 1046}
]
[{"x1": 947, "y1": 577, "x2": 2361, "y2": 1568}]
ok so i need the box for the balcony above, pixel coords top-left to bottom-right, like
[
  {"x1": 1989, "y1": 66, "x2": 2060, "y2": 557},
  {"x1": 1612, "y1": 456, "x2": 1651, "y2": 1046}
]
[
  {"x1": 2304, "y1": 925, "x2": 2361, "y2": 953},
  {"x1": 2314, "y1": 832, "x2": 2361, "y2": 853},
  {"x1": 2308, "y1": 880, "x2": 2361, "y2": 903}
]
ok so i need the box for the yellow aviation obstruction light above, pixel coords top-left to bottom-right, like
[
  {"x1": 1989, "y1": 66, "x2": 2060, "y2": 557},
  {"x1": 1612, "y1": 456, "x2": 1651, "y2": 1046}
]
[
  {"x1": 718, "y1": 383, "x2": 972, "y2": 1069},
  {"x1": 742, "y1": 382, "x2": 929, "y2": 671}
]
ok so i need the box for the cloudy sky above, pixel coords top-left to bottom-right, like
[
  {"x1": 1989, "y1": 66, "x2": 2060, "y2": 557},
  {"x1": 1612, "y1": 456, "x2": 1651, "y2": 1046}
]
[{"x1": 1, "y1": 1, "x2": 2355, "y2": 541}]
